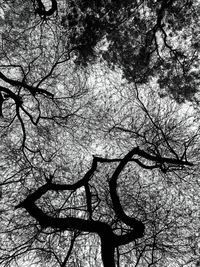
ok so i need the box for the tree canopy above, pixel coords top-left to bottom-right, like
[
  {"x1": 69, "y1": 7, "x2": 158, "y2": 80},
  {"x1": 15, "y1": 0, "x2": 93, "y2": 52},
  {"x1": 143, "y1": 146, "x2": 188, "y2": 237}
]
[{"x1": 0, "y1": 1, "x2": 200, "y2": 267}]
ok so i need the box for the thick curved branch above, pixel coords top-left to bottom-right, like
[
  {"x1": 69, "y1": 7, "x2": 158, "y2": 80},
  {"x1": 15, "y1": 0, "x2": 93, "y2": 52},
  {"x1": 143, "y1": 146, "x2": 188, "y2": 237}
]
[
  {"x1": 15, "y1": 146, "x2": 193, "y2": 266},
  {"x1": 0, "y1": 71, "x2": 53, "y2": 98},
  {"x1": 109, "y1": 146, "x2": 193, "y2": 239},
  {"x1": 19, "y1": 199, "x2": 111, "y2": 234},
  {"x1": 16, "y1": 181, "x2": 116, "y2": 267},
  {"x1": 109, "y1": 147, "x2": 145, "y2": 238},
  {"x1": 16, "y1": 157, "x2": 98, "y2": 208},
  {"x1": 0, "y1": 85, "x2": 23, "y2": 105}
]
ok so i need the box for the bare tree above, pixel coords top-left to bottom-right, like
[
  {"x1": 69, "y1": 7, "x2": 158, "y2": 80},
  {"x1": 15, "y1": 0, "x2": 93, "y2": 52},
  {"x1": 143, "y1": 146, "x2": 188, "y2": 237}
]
[{"x1": 0, "y1": 1, "x2": 200, "y2": 267}]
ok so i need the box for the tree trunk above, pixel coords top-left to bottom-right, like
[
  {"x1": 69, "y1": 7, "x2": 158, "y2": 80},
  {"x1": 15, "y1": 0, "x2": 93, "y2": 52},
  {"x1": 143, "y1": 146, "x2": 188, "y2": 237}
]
[{"x1": 101, "y1": 237, "x2": 115, "y2": 267}]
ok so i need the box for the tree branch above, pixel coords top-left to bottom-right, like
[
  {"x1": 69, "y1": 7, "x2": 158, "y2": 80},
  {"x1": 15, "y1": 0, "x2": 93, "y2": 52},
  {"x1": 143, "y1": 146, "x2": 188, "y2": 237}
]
[{"x1": 0, "y1": 71, "x2": 53, "y2": 98}]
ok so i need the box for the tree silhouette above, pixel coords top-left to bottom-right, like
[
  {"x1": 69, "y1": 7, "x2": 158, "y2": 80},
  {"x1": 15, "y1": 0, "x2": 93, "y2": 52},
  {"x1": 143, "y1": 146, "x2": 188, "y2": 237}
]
[{"x1": 0, "y1": 1, "x2": 200, "y2": 266}]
